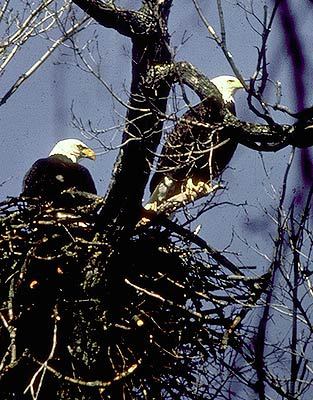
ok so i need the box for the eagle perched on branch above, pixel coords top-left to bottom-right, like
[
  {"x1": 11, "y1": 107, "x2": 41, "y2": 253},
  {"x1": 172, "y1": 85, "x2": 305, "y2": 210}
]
[{"x1": 145, "y1": 75, "x2": 243, "y2": 212}]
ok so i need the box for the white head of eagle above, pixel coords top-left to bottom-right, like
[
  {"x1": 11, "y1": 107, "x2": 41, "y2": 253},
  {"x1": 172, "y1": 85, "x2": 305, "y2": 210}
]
[
  {"x1": 48, "y1": 139, "x2": 96, "y2": 163},
  {"x1": 22, "y1": 139, "x2": 97, "y2": 202},
  {"x1": 210, "y1": 75, "x2": 243, "y2": 105}
]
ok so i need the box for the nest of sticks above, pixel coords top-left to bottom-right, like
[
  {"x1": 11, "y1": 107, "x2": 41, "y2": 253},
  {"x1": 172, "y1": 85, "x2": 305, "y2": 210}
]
[{"x1": 0, "y1": 195, "x2": 265, "y2": 399}]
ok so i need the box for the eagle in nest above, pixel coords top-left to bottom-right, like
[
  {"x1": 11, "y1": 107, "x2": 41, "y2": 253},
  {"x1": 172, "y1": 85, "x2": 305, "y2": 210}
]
[{"x1": 22, "y1": 139, "x2": 97, "y2": 207}]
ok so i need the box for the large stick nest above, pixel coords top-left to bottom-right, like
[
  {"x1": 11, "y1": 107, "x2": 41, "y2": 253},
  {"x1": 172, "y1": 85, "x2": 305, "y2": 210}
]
[{"x1": 0, "y1": 196, "x2": 265, "y2": 399}]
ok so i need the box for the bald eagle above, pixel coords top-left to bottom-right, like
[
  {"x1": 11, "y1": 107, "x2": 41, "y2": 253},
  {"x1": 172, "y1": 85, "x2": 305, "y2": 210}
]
[
  {"x1": 22, "y1": 139, "x2": 97, "y2": 205},
  {"x1": 145, "y1": 75, "x2": 243, "y2": 211}
]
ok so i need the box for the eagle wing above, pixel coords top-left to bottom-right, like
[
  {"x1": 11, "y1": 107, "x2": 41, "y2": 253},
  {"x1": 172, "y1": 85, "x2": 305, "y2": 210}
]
[
  {"x1": 148, "y1": 101, "x2": 237, "y2": 209},
  {"x1": 22, "y1": 156, "x2": 97, "y2": 201}
]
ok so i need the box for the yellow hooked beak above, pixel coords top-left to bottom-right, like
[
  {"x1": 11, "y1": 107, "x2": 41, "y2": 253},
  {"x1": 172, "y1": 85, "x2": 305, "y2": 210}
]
[
  {"x1": 234, "y1": 79, "x2": 244, "y2": 89},
  {"x1": 82, "y1": 147, "x2": 96, "y2": 161}
]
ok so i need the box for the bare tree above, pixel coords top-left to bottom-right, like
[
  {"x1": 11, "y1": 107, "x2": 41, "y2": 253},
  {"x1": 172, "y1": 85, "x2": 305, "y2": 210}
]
[
  {"x1": 0, "y1": 1, "x2": 312, "y2": 399},
  {"x1": 0, "y1": 0, "x2": 89, "y2": 107}
]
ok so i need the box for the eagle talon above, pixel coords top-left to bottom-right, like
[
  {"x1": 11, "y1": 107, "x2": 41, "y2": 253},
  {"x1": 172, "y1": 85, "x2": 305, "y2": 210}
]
[
  {"x1": 144, "y1": 201, "x2": 158, "y2": 212},
  {"x1": 184, "y1": 178, "x2": 212, "y2": 202}
]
